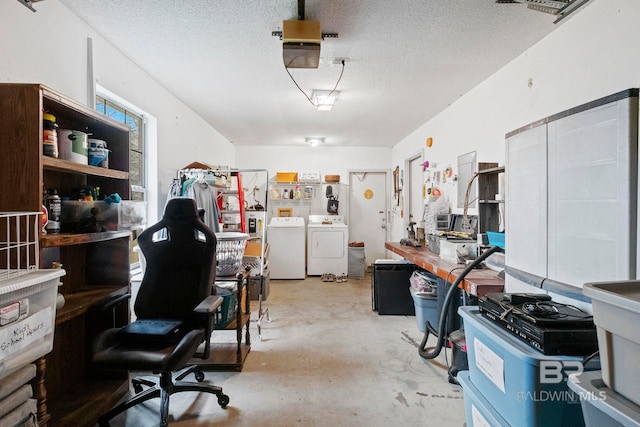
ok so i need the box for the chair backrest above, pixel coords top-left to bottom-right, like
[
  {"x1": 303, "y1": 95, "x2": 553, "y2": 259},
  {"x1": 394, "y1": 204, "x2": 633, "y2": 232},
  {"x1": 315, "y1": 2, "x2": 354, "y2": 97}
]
[{"x1": 134, "y1": 198, "x2": 217, "y2": 327}]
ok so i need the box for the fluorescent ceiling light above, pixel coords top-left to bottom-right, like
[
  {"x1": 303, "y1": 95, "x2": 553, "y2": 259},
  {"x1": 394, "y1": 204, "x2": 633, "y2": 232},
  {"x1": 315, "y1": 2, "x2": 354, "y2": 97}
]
[{"x1": 311, "y1": 90, "x2": 339, "y2": 111}]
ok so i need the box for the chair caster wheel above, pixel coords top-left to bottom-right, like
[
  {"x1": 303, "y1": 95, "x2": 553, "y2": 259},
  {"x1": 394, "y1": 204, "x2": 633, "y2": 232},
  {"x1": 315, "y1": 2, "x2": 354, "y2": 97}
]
[
  {"x1": 218, "y1": 394, "x2": 230, "y2": 408},
  {"x1": 194, "y1": 370, "x2": 205, "y2": 382}
]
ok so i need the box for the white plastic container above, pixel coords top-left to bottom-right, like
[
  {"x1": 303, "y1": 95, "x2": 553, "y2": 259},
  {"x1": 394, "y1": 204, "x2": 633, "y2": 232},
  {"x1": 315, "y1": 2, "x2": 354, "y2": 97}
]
[
  {"x1": 583, "y1": 281, "x2": 640, "y2": 406},
  {"x1": 568, "y1": 370, "x2": 640, "y2": 427},
  {"x1": 0, "y1": 269, "x2": 64, "y2": 380}
]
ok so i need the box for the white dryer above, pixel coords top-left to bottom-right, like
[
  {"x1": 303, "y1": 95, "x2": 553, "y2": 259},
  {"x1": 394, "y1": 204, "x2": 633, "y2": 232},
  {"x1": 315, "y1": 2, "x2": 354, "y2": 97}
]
[
  {"x1": 267, "y1": 217, "x2": 306, "y2": 279},
  {"x1": 307, "y1": 215, "x2": 349, "y2": 276}
]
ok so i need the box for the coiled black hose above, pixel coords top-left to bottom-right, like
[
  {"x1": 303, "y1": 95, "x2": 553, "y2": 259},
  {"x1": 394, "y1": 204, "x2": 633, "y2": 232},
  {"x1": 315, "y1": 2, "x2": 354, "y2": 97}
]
[{"x1": 419, "y1": 245, "x2": 504, "y2": 360}]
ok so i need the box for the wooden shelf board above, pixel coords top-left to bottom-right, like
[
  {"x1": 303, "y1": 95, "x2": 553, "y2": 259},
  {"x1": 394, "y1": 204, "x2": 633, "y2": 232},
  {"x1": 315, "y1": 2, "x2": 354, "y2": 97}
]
[
  {"x1": 42, "y1": 155, "x2": 129, "y2": 179},
  {"x1": 56, "y1": 286, "x2": 129, "y2": 325},
  {"x1": 42, "y1": 231, "x2": 131, "y2": 247},
  {"x1": 220, "y1": 310, "x2": 250, "y2": 331},
  {"x1": 47, "y1": 378, "x2": 129, "y2": 427}
]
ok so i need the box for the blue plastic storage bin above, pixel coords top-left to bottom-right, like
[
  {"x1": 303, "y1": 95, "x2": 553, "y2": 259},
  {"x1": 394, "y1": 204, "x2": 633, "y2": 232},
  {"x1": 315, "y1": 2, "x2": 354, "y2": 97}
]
[
  {"x1": 410, "y1": 287, "x2": 438, "y2": 332},
  {"x1": 486, "y1": 231, "x2": 505, "y2": 248},
  {"x1": 568, "y1": 370, "x2": 640, "y2": 427},
  {"x1": 459, "y1": 306, "x2": 586, "y2": 427},
  {"x1": 458, "y1": 371, "x2": 511, "y2": 427}
]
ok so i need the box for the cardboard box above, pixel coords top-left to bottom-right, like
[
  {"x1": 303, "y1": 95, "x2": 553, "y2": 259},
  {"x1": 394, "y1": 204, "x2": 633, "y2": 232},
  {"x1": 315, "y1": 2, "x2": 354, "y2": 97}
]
[
  {"x1": 276, "y1": 172, "x2": 298, "y2": 182},
  {"x1": 245, "y1": 241, "x2": 267, "y2": 258}
]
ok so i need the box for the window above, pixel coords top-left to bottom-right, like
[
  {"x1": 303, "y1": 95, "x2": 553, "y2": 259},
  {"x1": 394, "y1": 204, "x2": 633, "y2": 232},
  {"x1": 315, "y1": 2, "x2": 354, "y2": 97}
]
[
  {"x1": 96, "y1": 95, "x2": 146, "y2": 201},
  {"x1": 95, "y1": 92, "x2": 155, "y2": 274}
]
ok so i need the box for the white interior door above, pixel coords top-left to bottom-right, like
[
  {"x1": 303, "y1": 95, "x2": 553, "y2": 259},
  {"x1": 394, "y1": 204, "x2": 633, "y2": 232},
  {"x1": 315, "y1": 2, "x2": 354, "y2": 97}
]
[
  {"x1": 349, "y1": 170, "x2": 389, "y2": 264},
  {"x1": 408, "y1": 155, "x2": 424, "y2": 231}
]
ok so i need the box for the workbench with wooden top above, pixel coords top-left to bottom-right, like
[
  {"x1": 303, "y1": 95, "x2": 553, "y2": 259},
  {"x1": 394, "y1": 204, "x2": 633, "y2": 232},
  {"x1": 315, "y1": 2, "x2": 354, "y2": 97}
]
[{"x1": 384, "y1": 242, "x2": 504, "y2": 297}]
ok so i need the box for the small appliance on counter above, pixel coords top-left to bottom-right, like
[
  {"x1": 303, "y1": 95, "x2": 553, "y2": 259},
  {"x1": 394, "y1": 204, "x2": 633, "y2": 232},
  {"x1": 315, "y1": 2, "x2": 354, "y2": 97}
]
[{"x1": 428, "y1": 214, "x2": 478, "y2": 258}]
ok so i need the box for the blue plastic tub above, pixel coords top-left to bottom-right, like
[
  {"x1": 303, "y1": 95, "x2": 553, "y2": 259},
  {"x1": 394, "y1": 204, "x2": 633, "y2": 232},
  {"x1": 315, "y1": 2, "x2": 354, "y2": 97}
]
[
  {"x1": 458, "y1": 371, "x2": 511, "y2": 427},
  {"x1": 410, "y1": 288, "x2": 438, "y2": 332},
  {"x1": 486, "y1": 231, "x2": 505, "y2": 248},
  {"x1": 459, "y1": 306, "x2": 586, "y2": 427}
]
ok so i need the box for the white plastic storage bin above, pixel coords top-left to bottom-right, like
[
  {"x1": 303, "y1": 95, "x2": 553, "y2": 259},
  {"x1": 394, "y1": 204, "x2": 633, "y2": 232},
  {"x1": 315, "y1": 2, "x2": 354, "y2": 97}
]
[
  {"x1": 459, "y1": 306, "x2": 586, "y2": 427},
  {"x1": 0, "y1": 269, "x2": 63, "y2": 380},
  {"x1": 583, "y1": 281, "x2": 640, "y2": 406},
  {"x1": 458, "y1": 371, "x2": 511, "y2": 427},
  {"x1": 568, "y1": 370, "x2": 640, "y2": 427}
]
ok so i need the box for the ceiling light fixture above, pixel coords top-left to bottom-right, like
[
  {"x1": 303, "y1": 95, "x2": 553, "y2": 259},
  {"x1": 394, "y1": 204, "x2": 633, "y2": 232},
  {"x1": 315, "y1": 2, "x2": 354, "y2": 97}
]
[
  {"x1": 306, "y1": 137, "x2": 325, "y2": 147},
  {"x1": 311, "y1": 90, "x2": 339, "y2": 111}
]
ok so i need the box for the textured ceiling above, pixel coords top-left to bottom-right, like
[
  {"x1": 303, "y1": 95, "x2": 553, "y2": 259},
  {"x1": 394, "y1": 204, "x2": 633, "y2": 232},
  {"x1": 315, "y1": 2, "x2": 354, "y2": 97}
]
[{"x1": 58, "y1": 0, "x2": 570, "y2": 147}]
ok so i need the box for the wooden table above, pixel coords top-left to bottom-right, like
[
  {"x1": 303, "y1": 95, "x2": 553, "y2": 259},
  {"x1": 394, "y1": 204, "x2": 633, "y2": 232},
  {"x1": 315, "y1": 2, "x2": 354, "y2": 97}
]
[{"x1": 385, "y1": 242, "x2": 504, "y2": 297}]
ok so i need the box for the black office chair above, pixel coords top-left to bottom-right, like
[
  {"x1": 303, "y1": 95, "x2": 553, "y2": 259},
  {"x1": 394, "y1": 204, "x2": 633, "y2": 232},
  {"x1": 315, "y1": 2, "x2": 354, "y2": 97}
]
[{"x1": 92, "y1": 198, "x2": 229, "y2": 426}]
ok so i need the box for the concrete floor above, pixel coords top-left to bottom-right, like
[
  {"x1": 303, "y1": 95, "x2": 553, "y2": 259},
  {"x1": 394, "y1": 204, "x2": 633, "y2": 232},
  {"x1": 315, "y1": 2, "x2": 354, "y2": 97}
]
[{"x1": 101, "y1": 274, "x2": 467, "y2": 426}]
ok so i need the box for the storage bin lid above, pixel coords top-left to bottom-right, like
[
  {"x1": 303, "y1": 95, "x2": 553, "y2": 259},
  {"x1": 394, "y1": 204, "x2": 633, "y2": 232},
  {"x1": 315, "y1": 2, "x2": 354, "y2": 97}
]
[
  {"x1": 0, "y1": 269, "x2": 64, "y2": 295},
  {"x1": 584, "y1": 281, "x2": 640, "y2": 313}
]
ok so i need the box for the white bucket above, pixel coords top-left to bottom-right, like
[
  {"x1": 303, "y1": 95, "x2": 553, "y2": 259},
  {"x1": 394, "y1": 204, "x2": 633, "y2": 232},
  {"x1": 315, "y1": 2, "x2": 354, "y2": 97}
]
[{"x1": 59, "y1": 129, "x2": 88, "y2": 164}]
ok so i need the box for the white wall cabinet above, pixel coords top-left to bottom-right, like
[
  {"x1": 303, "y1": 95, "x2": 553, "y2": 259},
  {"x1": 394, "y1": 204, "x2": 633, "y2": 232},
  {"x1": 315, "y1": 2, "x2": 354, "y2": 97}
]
[
  {"x1": 506, "y1": 89, "x2": 639, "y2": 293},
  {"x1": 506, "y1": 124, "x2": 548, "y2": 280}
]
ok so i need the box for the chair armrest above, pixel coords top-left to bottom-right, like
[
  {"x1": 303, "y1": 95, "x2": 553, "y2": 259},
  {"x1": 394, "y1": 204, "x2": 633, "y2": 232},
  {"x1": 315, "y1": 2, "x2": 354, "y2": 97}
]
[
  {"x1": 194, "y1": 295, "x2": 223, "y2": 360},
  {"x1": 194, "y1": 295, "x2": 223, "y2": 314}
]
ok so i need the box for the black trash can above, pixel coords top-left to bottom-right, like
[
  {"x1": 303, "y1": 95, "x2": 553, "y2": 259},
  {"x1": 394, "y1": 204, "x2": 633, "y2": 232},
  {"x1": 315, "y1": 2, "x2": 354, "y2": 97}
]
[{"x1": 372, "y1": 260, "x2": 420, "y2": 315}]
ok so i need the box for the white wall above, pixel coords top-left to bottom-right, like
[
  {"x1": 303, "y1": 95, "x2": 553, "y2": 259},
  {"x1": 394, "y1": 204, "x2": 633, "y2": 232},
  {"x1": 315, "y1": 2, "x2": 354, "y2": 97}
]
[
  {"x1": 0, "y1": 0, "x2": 234, "y2": 220},
  {"x1": 389, "y1": 0, "x2": 640, "y2": 242},
  {"x1": 235, "y1": 145, "x2": 391, "y2": 179}
]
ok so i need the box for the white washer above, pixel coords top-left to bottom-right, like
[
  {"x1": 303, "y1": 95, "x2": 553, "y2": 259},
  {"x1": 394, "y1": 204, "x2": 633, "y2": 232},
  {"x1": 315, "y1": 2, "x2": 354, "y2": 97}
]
[
  {"x1": 267, "y1": 217, "x2": 306, "y2": 279},
  {"x1": 307, "y1": 215, "x2": 349, "y2": 276}
]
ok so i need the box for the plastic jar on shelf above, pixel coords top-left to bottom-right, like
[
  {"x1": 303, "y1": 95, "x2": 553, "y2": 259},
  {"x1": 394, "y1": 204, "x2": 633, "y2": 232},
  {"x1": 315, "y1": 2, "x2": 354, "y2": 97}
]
[{"x1": 42, "y1": 113, "x2": 59, "y2": 158}]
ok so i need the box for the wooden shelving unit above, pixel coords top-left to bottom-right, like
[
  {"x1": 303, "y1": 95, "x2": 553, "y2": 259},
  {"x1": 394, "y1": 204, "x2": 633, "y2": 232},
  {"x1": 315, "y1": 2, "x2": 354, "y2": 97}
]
[
  {"x1": 195, "y1": 271, "x2": 252, "y2": 371},
  {"x1": 0, "y1": 83, "x2": 132, "y2": 427},
  {"x1": 477, "y1": 163, "x2": 504, "y2": 234}
]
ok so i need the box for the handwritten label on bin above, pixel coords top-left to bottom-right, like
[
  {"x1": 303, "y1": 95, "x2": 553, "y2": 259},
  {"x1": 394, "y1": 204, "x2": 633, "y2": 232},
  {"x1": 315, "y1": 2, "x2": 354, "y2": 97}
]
[
  {"x1": 474, "y1": 337, "x2": 506, "y2": 393},
  {"x1": 0, "y1": 307, "x2": 52, "y2": 360}
]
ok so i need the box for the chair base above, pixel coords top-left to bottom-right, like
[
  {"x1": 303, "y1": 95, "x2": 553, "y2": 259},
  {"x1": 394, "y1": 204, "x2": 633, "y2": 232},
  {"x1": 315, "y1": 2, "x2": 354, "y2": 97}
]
[{"x1": 98, "y1": 365, "x2": 229, "y2": 427}]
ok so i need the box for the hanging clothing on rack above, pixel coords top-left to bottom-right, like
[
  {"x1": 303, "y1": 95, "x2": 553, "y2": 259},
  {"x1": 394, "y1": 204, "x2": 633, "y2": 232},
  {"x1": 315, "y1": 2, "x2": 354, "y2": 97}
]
[
  {"x1": 168, "y1": 178, "x2": 182, "y2": 199},
  {"x1": 169, "y1": 170, "x2": 223, "y2": 232},
  {"x1": 192, "y1": 178, "x2": 220, "y2": 232}
]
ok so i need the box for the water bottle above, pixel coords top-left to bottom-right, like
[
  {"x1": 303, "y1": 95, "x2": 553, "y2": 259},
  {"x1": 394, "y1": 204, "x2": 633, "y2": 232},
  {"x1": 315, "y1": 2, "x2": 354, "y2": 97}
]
[{"x1": 45, "y1": 189, "x2": 61, "y2": 234}]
